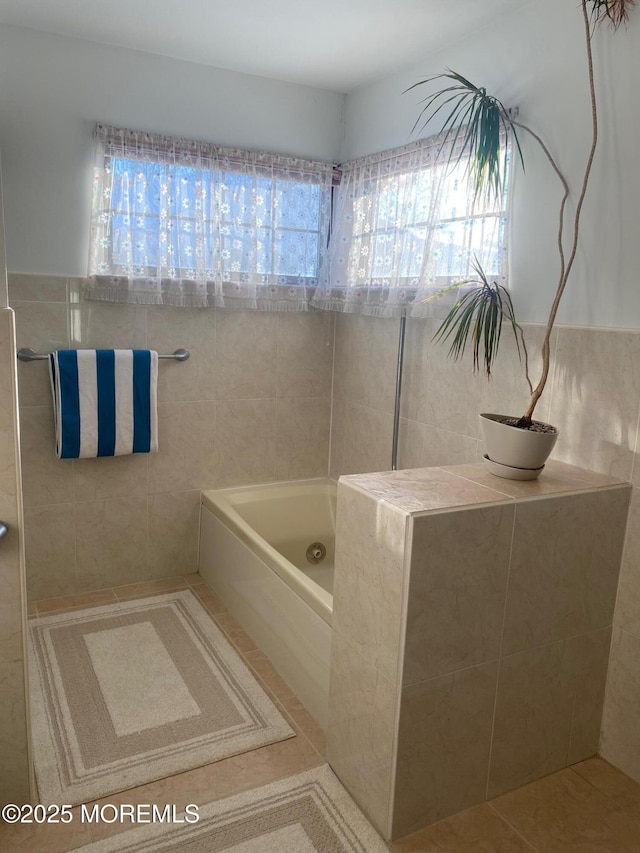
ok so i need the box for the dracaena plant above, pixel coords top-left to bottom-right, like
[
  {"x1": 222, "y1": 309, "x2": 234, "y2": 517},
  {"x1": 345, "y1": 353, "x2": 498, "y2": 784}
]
[{"x1": 410, "y1": 0, "x2": 634, "y2": 427}]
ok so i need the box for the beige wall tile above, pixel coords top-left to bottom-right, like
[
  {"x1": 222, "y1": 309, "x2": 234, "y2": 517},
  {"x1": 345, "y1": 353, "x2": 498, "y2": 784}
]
[
  {"x1": 480, "y1": 324, "x2": 553, "y2": 427},
  {"x1": 396, "y1": 419, "x2": 424, "y2": 471},
  {"x1": 146, "y1": 305, "x2": 216, "y2": 403},
  {"x1": 343, "y1": 466, "x2": 507, "y2": 515},
  {"x1": 328, "y1": 397, "x2": 346, "y2": 478},
  {"x1": 24, "y1": 503, "x2": 76, "y2": 600},
  {"x1": 0, "y1": 599, "x2": 23, "y2": 662},
  {"x1": 419, "y1": 321, "x2": 485, "y2": 438},
  {"x1": 16, "y1": 360, "x2": 53, "y2": 409},
  {"x1": 502, "y1": 490, "x2": 628, "y2": 656},
  {"x1": 12, "y1": 301, "x2": 69, "y2": 352},
  {"x1": 404, "y1": 504, "x2": 514, "y2": 684},
  {"x1": 405, "y1": 323, "x2": 549, "y2": 443},
  {"x1": 275, "y1": 396, "x2": 330, "y2": 480},
  {"x1": 215, "y1": 398, "x2": 277, "y2": 487},
  {"x1": 19, "y1": 406, "x2": 74, "y2": 506},
  {"x1": 393, "y1": 661, "x2": 499, "y2": 838},
  {"x1": 8, "y1": 273, "x2": 68, "y2": 304},
  {"x1": 614, "y1": 485, "x2": 640, "y2": 639},
  {"x1": 13, "y1": 301, "x2": 69, "y2": 407},
  {"x1": 340, "y1": 402, "x2": 394, "y2": 475},
  {"x1": 331, "y1": 313, "x2": 351, "y2": 402},
  {"x1": 73, "y1": 453, "x2": 148, "y2": 502},
  {"x1": 420, "y1": 424, "x2": 478, "y2": 469},
  {"x1": 0, "y1": 313, "x2": 15, "y2": 417},
  {"x1": 148, "y1": 490, "x2": 200, "y2": 577},
  {"x1": 0, "y1": 497, "x2": 22, "y2": 607},
  {"x1": 397, "y1": 318, "x2": 428, "y2": 423},
  {"x1": 601, "y1": 627, "x2": 640, "y2": 783},
  {"x1": 338, "y1": 314, "x2": 398, "y2": 414},
  {"x1": 327, "y1": 628, "x2": 397, "y2": 838},
  {"x1": 549, "y1": 327, "x2": 640, "y2": 480},
  {"x1": 276, "y1": 311, "x2": 334, "y2": 398},
  {"x1": 0, "y1": 429, "x2": 17, "y2": 497},
  {"x1": 488, "y1": 640, "x2": 576, "y2": 798},
  {"x1": 332, "y1": 483, "x2": 406, "y2": 684},
  {"x1": 443, "y1": 458, "x2": 628, "y2": 499},
  {"x1": 215, "y1": 309, "x2": 278, "y2": 400},
  {"x1": 148, "y1": 401, "x2": 217, "y2": 493},
  {"x1": 75, "y1": 496, "x2": 148, "y2": 590},
  {"x1": 69, "y1": 298, "x2": 146, "y2": 350},
  {"x1": 566, "y1": 627, "x2": 612, "y2": 765},
  {"x1": 397, "y1": 417, "x2": 480, "y2": 473}
]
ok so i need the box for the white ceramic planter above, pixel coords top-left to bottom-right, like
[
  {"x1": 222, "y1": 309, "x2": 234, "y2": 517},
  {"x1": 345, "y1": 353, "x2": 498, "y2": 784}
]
[{"x1": 479, "y1": 412, "x2": 558, "y2": 478}]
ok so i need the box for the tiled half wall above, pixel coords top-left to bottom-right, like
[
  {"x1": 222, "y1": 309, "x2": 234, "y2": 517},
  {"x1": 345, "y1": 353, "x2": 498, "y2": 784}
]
[{"x1": 327, "y1": 463, "x2": 631, "y2": 840}]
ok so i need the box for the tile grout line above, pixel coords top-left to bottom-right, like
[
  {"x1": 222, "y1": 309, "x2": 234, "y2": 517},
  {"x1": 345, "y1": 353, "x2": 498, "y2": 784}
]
[
  {"x1": 484, "y1": 503, "x2": 518, "y2": 801},
  {"x1": 567, "y1": 761, "x2": 637, "y2": 812},
  {"x1": 485, "y1": 801, "x2": 540, "y2": 852}
]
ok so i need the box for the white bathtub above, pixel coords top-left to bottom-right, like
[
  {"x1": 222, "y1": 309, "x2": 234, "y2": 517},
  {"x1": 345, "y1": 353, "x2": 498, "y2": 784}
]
[{"x1": 198, "y1": 478, "x2": 336, "y2": 728}]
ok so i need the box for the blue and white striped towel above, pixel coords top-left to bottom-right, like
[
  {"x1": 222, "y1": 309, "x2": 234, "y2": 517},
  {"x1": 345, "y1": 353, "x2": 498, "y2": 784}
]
[{"x1": 49, "y1": 349, "x2": 158, "y2": 459}]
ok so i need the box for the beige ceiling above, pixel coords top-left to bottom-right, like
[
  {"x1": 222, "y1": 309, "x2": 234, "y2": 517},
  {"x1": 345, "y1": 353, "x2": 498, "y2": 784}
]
[{"x1": 0, "y1": 0, "x2": 533, "y2": 92}]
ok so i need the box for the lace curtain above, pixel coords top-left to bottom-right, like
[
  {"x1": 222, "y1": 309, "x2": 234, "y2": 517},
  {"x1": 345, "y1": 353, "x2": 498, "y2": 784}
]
[
  {"x1": 88, "y1": 124, "x2": 334, "y2": 310},
  {"x1": 312, "y1": 133, "x2": 510, "y2": 318}
]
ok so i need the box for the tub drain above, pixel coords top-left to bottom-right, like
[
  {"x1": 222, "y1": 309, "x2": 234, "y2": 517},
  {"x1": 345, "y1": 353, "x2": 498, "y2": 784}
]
[{"x1": 306, "y1": 542, "x2": 326, "y2": 564}]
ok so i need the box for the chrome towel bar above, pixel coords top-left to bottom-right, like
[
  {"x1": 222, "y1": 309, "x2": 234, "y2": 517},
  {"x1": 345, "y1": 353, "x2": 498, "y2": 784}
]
[{"x1": 17, "y1": 347, "x2": 190, "y2": 362}]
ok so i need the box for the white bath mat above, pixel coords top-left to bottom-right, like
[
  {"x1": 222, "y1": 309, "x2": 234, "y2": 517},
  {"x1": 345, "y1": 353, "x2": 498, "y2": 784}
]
[
  {"x1": 29, "y1": 590, "x2": 294, "y2": 805},
  {"x1": 69, "y1": 765, "x2": 390, "y2": 852}
]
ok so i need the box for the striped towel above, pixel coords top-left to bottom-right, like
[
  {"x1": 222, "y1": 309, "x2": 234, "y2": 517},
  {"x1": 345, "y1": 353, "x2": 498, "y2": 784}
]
[{"x1": 49, "y1": 349, "x2": 158, "y2": 459}]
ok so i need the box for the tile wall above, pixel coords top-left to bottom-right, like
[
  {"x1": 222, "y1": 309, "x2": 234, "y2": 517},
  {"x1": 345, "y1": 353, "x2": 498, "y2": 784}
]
[
  {"x1": 9, "y1": 274, "x2": 334, "y2": 601},
  {"x1": 10, "y1": 276, "x2": 640, "y2": 793},
  {"x1": 0, "y1": 308, "x2": 32, "y2": 804},
  {"x1": 330, "y1": 312, "x2": 640, "y2": 789}
]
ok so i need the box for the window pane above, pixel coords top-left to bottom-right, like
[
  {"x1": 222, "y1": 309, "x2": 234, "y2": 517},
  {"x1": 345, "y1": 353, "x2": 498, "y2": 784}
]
[{"x1": 95, "y1": 155, "x2": 329, "y2": 283}]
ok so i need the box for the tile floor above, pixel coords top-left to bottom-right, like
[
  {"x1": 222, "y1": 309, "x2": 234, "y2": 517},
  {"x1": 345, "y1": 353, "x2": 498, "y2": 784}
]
[{"x1": 3, "y1": 574, "x2": 640, "y2": 852}]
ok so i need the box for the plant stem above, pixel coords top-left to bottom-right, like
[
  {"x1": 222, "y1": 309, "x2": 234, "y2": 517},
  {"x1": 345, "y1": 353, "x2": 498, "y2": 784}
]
[
  {"x1": 522, "y1": 0, "x2": 598, "y2": 423},
  {"x1": 515, "y1": 320, "x2": 534, "y2": 395},
  {"x1": 510, "y1": 120, "x2": 569, "y2": 301}
]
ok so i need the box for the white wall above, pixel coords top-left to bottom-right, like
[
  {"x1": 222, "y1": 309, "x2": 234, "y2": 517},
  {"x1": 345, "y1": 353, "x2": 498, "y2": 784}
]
[
  {"x1": 2, "y1": 4, "x2": 639, "y2": 325},
  {"x1": 343, "y1": 0, "x2": 640, "y2": 329},
  {"x1": 0, "y1": 25, "x2": 345, "y2": 277}
]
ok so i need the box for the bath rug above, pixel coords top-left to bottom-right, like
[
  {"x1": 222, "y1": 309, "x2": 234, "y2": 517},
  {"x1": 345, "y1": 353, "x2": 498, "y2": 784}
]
[
  {"x1": 29, "y1": 590, "x2": 294, "y2": 806},
  {"x1": 69, "y1": 764, "x2": 390, "y2": 852}
]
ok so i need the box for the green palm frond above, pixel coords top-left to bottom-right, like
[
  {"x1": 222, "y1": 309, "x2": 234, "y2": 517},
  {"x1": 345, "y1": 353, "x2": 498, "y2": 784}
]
[
  {"x1": 587, "y1": 0, "x2": 635, "y2": 28},
  {"x1": 405, "y1": 70, "x2": 523, "y2": 202},
  {"x1": 430, "y1": 260, "x2": 524, "y2": 379}
]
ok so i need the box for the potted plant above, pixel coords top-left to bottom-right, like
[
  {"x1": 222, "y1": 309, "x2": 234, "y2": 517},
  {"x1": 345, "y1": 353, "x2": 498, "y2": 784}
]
[{"x1": 409, "y1": 0, "x2": 634, "y2": 479}]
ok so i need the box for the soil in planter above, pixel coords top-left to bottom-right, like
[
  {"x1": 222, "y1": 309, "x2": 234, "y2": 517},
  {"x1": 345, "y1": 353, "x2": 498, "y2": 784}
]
[{"x1": 501, "y1": 416, "x2": 558, "y2": 434}]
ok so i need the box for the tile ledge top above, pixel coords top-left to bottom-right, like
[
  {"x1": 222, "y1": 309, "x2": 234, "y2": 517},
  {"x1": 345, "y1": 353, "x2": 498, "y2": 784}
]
[{"x1": 340, "y1": 459, "x2": 629, "y2": 515}]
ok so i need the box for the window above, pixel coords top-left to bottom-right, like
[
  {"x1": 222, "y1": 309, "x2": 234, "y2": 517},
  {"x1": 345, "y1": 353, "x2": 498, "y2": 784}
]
[
  {"x1": 88, "y1": 125, "x2": 334, "y2": 310},
  {"x1": 312, "y1": 132, "x2": 511, "y2": 317}
]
